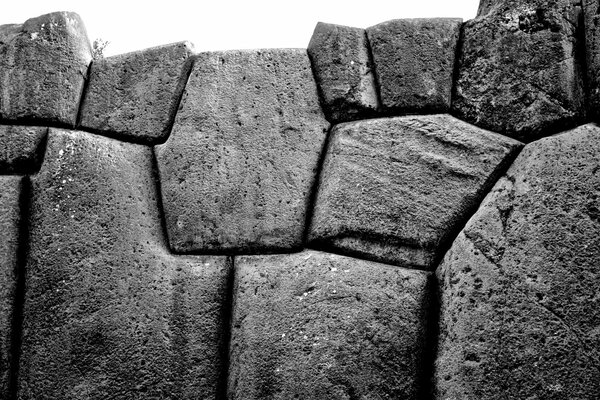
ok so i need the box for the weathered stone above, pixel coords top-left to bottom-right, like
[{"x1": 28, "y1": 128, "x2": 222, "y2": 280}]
[
  {"x1": 18, "y1": 129, "x2": 231, "y2": 399},
  {"x1": 156, "y1": 49, "x2": 329, "y2": 253},
  {"x1": 79, "y1": 41, "x2": 195, "y2": 143},
  {"x1": 584, "y1": 0, "x2": 600, "y2": 119},
  {"x1": 308, "y1": 114, "x2": 522, "y2": 270},
  {"x1": 307, "y1": 22, "x2": 379, "y2": 122},
  {"x1": 366, "y1": 18, "x2": 461, "y2": 114},
  {"x1": 452, "y1": 0, "x2": 585, "y2": 141},
  {"x1": 0, "y1": 12, "x2": 91, "y2": 125},
  {"x1": 229, "y1": 250, "x2": 431, "y2": 399},
  {"x1": 0, "y1": 125, "x2": 47, "y2": 174},
  {"x1": 436, "y1": 123, "x2": 600, "y2": 399}
]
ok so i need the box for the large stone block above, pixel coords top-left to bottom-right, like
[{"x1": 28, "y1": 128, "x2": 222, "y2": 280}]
[
  {"x1": 308, "y1": 114, "x2": 522, "y2": 270},
  {"x1": 18, "y1": 129, "x2": 231, "y2": 399},
  {"x1": 436, "y1": 123, "x2": 600, "y2": 399},
  {"x1": 307, "y1": 22, "x2": 379, "y2": 122},
  {"x1": 156, "y1": 49, "x2": 329, "y2": 254},
  {"x1": 452, "y1": 0, "x2": 585, "y2": 141},
  {"x1": 228, "y1": 250, "x2": 432, "y2": 399},
  {"x1": 0, "y1": 125, "x2": 47, "y2": 174},
  {"x1": 366, "y1": 18, "x2": 461, "y2": 114},
  {"x1": 79, "y1": 41, "x2": 195, "y2": 143},
  {"x1": 0, "y1": 12, "x2": 91, "y2": 125}
]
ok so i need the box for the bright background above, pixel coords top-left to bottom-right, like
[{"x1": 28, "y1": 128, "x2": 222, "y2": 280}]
[{"x1": 1, "y1": 0, "x2": 479, "y2": 56}]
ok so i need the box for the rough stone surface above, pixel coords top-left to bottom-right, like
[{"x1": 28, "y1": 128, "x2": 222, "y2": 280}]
[
  {"x1": 308, "y1": 114, "x2": 522, "y2": 270},
  {"x1": 584, "y1": 0, "x2": 600, "y2": 119},
  {"x1": 79, "y1": 41, "x2": 195, "y2": 143},
  {"x1": 366, "y1": 18, "x2": 461, "y2": 114},
  {"x1": 436, "y1": 123, "x2": 600, "y2": 399},
  {"x1": 452, "y1": 0, "x2": 585, "y2": 141},
  {"x1": 0, "y1": 125, "x2": 47, "y2": 174},
  {"x1": 308, "y1": 22, "x2": 379, "y2": 122},
  {"x1": 156, "y1": 49, "x2": 329, "y2": 254},
  {"x1": 18, "y1": 128, "x2": 232, "y2": 399},
  {"x1": 0, "y1": 12, "x2": 92, "y2": 125},
  {"x1": 228, "y1": 250, "x2": 432, "y2": 399}
]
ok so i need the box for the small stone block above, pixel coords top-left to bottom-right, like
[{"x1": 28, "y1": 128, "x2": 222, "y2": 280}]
[{"x1": 0, "y1": 125, "x2": 47, "y2": 174}]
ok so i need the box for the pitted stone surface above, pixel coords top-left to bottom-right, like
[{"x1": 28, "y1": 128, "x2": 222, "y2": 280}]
[
  {"x1": 436, "y1": 124, "x2": 600, "y2": 399},
  {"x1": 308, "y1": 22, "x2": 379, "y2": 122},
  {"x1": 584, "y1": 0, "x2": 600, "y2": 119},
  {"x1": 228, "y1": 250, "x2": 431, "y2": 399},
  {"x1": 0, "y1": 125, "x2": 47, "y2": 174},
  {"x1": 156, "y1": 49, "x2": 329, "y2": 254},
  {"x1": 452, "y1": 0, "x2": 585, "y2": 141},
  {"x1": 79, "y1": 41, "x2": 194, "y2": 143},
  {"x1": 0, "y1": 12, "x2": 91, "y2": 125},
  {"x1": 366, "y1": 18, "x2": 461, "y2": 114},
  {"x1": 19, "y1": 129, "x2": 231, "y2": 399},
  {"x1": 308, "y1": 114, "x2": 522, "y2": 270}
]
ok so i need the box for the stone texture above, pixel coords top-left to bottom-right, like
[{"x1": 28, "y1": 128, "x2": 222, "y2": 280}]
[
  {"x1": 18, "y1": 128, "x2": 231, "y2": 399},
  {"x1": 584, "y1": 0, "x2": 600, "y2": 119},
  {"x1": 0, "y1": 125, "x2": 47, "y2": 174},
  {"x1": 307, "y1": 22, "x2": 379, "y2": 122},
  {"x1": 366, "y1": 18, "x2": 461, "y2": 114},
  {"x1": 228, "y1": 250, "x2": 432, "y2": 399},
  {"x1": 436, "y1": 123, "x2": 600, "y2": 399},
  {"x1": 0, "y1": 12, "x2": 92, "y2": 125},
  {"x1": 452, "y1": 0, "x2": 585, "y2": 141},
  {"x1": 156, "y1": 49, "x2": 329, "y2": 254},
  {"x1": 79, "y1": 41, "x2": 195, "y2": 143},
  {"x1": 308, "y1": 114, "x2": 522, "y2": 270}
]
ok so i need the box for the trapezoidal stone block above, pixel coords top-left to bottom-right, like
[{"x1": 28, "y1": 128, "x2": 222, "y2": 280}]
[
  {"x1": 79, "y1": 41, "x2": 195, "y2": 143},
  {"x1": 307, "y1": 22, "x2": 379, "y2": 122},
  {"x1": 228, "y1": 250, "x2": 432, "y2": 399},
  {"x1": 0, "y1": 12, "x2": 92, "y2": 125},
  {"x1": 0, "y1": 125, "x2": 47, "y2": 174},
  {"x1": 452, "y1": 0, "x2": 585, "y2": 141},
  {"x1": 435, "y1": 123, "x2": 600, "y2": 399},
  {"x1": 366, "y1": 18, "x2": 461, "y2": 114},
  {"x1": 18, "y1": 128, "x2": 231, "y2": 399},
  {"x1": 156, "y1": 49, "x2": 330, "y2": 254},
  {"x1": 308, "y1": 114, "x2": 522, "y2": 270}
]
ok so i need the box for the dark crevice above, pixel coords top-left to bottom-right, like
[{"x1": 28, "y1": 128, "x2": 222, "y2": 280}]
[
  {"x1": 449, "y1": 21, "x2": 466, "y2": 113},
  {"x1": 364, "y1": 29, "x2": 384, "y2": 114},
  {"x1": 418, "y1": 273, "x2": 440, "y2": 400},
  {"x1": 217, "y1": 256, "x2": 235, "y2": 400},
  {"x1": 150, "y1": 147, "x2": 172, "y2": 252},
  {"x1": 306, "y1": 45, "x2": 332, "y2": 123},
  {"x1": 75, "y1": 60, "x2": 94, "y2": 128}
]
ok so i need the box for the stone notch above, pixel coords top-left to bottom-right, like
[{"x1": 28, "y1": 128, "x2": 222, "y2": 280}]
[
  {"x1": 0, "y1": 176, "x2": 22, "y2": 399},
  {"x1": 366, "y1": 18, "x2": 462, "y2": 114},
  {"x1": 228, "y1": 250, "x2": 432, "y2": 399},
  {"x1": 18, "y1": 129, "x2": 231, "y2": 398},
  {"x1": 307, "y1": 22, "x2": 379, "y2": 122},
  {"x1": 0, "y1": 125, "x2": 47, "y2": 174},
  {"x1": 79, "y1": 41, "x2": 195, "y2": 143},
  {"x1": 452, "y1": 0, "x2": 585, "y2": 141},
  {"x1": 0, "y1": 12, "x2": 92, "y2": 125},
  {"x1": 583, "y1": 0, "x2": 600, "y2": 119},
  {"x1": 308, "y1": 114, "x2": 522, "y2": 270},
  {"x1": 156, "y1": 49, "x2": 330, "y2": 254},
  {"x1": 435, "y1": 124, "x2": 600, "y2": 399}
]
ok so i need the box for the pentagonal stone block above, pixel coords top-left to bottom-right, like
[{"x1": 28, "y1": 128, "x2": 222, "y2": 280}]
[
  {"x1": 308, "y1": 22, "x2": 379, "y2": 122},
  {"x1": 436, "y1": 123, "x2": 600, "y2": 399},
  {"x1": 452, "y1": 0, "x2": 585, "y2": 141},
  {"x1": 366, "y1": 18, "x2": 461, "y2": 114},
  {"x1": 19, "y1": 128, "x2": 231, "y2": 399},
  {"x1": 79, "y1": 41, "x2": 195, "y2": 143},
  {"x1": 0, "y1": 12, "x2": 91, "y2": 125},
  {"x1": 229, "y1": 250, "x2": 432, "y2": 399},
  {"x1": 156, "y1": 49, "x2": 329, "y2": 253},
  {"x1": 308, "y1": 114, "x2": 522, "y2": 270},
  {"x1": 0, "y1": 125, "x2": 47, "y2": 174}
]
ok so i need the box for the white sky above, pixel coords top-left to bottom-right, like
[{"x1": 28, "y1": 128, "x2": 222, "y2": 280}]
[{"x1": 2, "y1": 0, "x2": 479, "y2": 57}]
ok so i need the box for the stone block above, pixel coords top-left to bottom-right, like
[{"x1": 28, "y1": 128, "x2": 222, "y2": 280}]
[
  {"x1": 0, "y1": 125, "x2": 47, "y2": 174},
  {"x1": 583, "y1": 0, "x2": 600, "y2": 119}
]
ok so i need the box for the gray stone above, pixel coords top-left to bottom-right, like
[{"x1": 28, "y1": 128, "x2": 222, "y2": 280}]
[
  {"x1": 308, "y1": 114, "x2": 522, "y2": 270},
  {"x1": 366, "y1": 18, "x2": 461, "y2": 114},
  {"x1": 584, "y1": 0, "x2": 600, "y2": 119},
  {"x1": 79, "y1": 41, "x2": 195, "y2": 143},
  {"x1": 307, "y1": 22, "x2": 379, "y2": 122},
  {"x1": 435, "y1": 123, "x2": 600, "y2": 399},
  {"x1": 452, "y1": 0, "x2": 585, "y2": 141},
  {"x1": 18, "y1": 128, "x2": 231, "y2": 399},
  {"x1": 156, "y1": 49, "x2": 329, "y2": 254},
  {"x1": 0, "y1": 12, "x2": 92, "y2": 125},
  {"x1": 0, "y1": 125, "x2": 47, "y2": 174},
  {"x1": 228, "y1": 250, "x2": 431, "y2": 399}
]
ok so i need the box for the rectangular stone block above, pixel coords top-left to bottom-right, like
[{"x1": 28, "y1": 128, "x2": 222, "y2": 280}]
[{"x1": 0, "y1": 125, "x2": 47, "y2": 174}]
